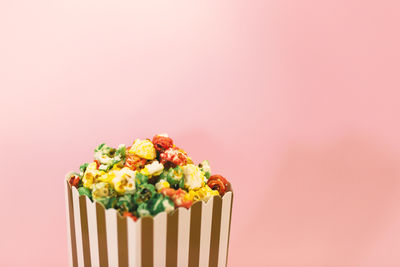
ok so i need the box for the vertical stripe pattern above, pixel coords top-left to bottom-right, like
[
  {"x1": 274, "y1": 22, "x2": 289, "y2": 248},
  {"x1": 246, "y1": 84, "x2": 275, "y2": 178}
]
[
  {"x1": 65, "y1": 181, "x2": 78, "y2": 267},
  {"x1": 79, "y1": 196, "x2": 92, "y2": 267},
  {"x1": 226, "y1": 192, "x2": 234, "y2": 266},
  {"x1": 153, "y1": 212, "x2": 167, "y2": 266},
  {"x1": 72, "y1": 187, "x2": 85, "y2": 266},
  {"x1": 188, "y1": 201, "x2": 202, "y2": 267},
  {"x1": 141, "y1": 217, "x2": 154, "y2": 267},
  {"x1": 86, "y1": 197, "x2": 99, "y2": 267},
  {"x1": 198, "y1": 197, "x2": 214, "y2": 267},
  {"x1": 66, "y1": 182, "x2": 233, "y2": 267},
  {"x1": 166, "y1": 209, "x2": 179, "y2": 266},
  {"x1": 106, "y1": 209, "x2": 119, "y2": 267},
  {"x1": 127, "y1": 216, "x2": 139, "y2": 267},
  {"x1": 178, "y1": 208, "x2": 191, "y2": 267},
  {"x1": 117, "y1": 215, "x2": 129, "y2": 267},
  {"x1": 218, "y1": 192, "x2": 233, "y2": 267},
  {"x1": 96, "y1": 202, "x2": 109, "y2": 267},
  {"x1": 208, "y1": 197, "x2": 223, "y2": 267}
]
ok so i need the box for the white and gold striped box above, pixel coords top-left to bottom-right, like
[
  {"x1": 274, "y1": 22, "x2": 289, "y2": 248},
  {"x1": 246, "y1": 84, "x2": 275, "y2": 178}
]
[{"x1": 65, "y1": 181, "x2": 234, "y2": 267}]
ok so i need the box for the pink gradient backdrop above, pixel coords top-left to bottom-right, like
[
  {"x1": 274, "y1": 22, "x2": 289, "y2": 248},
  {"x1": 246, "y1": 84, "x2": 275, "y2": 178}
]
[{"x1": 1, "y1": 0, "x2": 399, "y2": 266}]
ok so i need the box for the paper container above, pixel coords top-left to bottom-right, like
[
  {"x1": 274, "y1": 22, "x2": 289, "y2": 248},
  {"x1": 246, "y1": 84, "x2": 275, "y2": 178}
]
[{"x1": 65, "y1": 180, "x2": 234, "y2": 267}]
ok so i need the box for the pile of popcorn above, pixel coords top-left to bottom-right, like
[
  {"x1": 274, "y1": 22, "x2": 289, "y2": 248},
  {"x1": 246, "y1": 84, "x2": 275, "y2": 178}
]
[{"x1": 67, "y1": 134, "x2": 230, "y2": 220}]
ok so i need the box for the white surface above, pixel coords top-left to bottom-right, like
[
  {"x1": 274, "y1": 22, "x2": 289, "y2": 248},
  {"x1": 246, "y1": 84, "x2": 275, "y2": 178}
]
[
  {"x1": 127, "y1": 218, "x2": 137, "y2": 267},
  {"x1": 177, "y1": 208, "x2": 191, "y2": 267},
  {"x1": 218, "y1": 193, "x2": 232, "y2": 267},
  {"x1": 105, "y1": 209, "x2": 118, "y2": 267},
  {"x1": 86, "y1": 198, "x2": 99, "y2": 267},
  {"x1": 198, "y1": 198, "x2": 214, "y2": 267},
  {"x1": 72, "y1": 188, "x2": 84, "y2": 267}
]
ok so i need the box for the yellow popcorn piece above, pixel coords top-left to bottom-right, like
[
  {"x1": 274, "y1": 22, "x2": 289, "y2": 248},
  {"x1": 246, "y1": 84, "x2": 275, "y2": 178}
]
[
  {"x1": 97, "y1": 170, "x2": 117, "y2": 184},
  {"x1": 111, "y1": 167, "x2": 136, "y2": 195},
  {"x1": 111, "y1": 164, "x2": 122, "y2": 171},
  {"x1": 92, "y1": 182, "x2": 111, "y2": 200},
  {"x1": 140, "y1": 160, "x2": 164, "y2": 177},
  {"x1": 129, "y1": 139, "x2": 156, "y2": 160},
  {"x1": 82, "y1": 162, "x2": 105, "y2": 189},
  {"x1": 188, "y1": 185, "x2": 219, "y2": 202},
  {"x1": 155, "y1": 179, "x2": 170, "y2": 192},
  {"x1": 186, "y1": 190, "x2": 196, "y2": 201}
]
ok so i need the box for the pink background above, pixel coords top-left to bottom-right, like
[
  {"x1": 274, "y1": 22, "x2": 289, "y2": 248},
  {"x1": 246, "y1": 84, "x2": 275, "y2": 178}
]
[{"x1": 1, "y1": 0, "x2": 400, "y2": 266}]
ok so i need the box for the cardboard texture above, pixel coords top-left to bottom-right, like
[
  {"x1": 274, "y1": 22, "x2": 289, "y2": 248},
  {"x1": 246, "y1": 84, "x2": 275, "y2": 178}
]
[{"x1": 65, "y1": 180, "x2": 233, "y2": 267}]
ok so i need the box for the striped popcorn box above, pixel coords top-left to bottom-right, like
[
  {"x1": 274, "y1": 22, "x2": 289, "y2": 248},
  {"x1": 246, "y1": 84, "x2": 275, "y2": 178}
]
[{"x1": 65, "y1": 181, "x2": 234, "y2": 267}]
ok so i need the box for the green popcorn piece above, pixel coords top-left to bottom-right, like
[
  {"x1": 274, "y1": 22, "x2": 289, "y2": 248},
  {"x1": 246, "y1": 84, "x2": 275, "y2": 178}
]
[
  {"x1": 78, "y1": 187, "x2": 92, "y2": 199},
  {"x1": 165, "y1": 166, "x2": 184, "y2": 189},
  {"x1": 159, "y1": 170, "x2": 168, "y2": 180},
  {"x1": 135, "y1": 172, "x2": 149, "y2": 187},
  {"x1": 94, "y1": 196, "x2": 109, "y2": 207},
  {"x1": 108, "y1": 186, "x2": 116, "y2": 196},
  {"x1": 109, "y1": 144, "x2": 126, "y2": 168},
  {"x1": 137, "y1": 203, "x2": 151, "y2": 217},
  {"x1": 116, "y1": 195, "x2": 134, "y2": 212},
  {"x1": 148, "y1": 194, "x2": 175, "y2": 215},
  {"x1": 94, "y1": 195, "x2": 117, "y2": 209},
  {"x1": 106, "y1": 196, "x2": 117, "y2": 209},
  {"x1": 79, "y1": 163, "x2": 89, "y2": 177},
  {"x1": 162, "y1": 196, "x2": 175, "y2": 213},
  {"x1": 116, "y1": 144, "x2": 126, "y2": 160},
  {"x1": 95, "y1": 143, "x2": 106, "y2": 152},
  {"x1": 95, "y1": 143, "x2": 126, "y2": 171},
  {"x1": 148, "y1": 193, "x2": 165, "y2": 215},
  {"x1": 133, "y1": 184, "x2": 155, "y2": 205}
]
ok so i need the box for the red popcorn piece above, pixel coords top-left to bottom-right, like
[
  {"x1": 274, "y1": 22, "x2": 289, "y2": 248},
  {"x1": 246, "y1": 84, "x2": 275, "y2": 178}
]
[
  {"x1": 125, "y1": 147, "x2": 147, "y2": 170},
  {"x1": 160, "y1": 188, "x2": 192, "y2": 209},
  {"x1": 152, "y1": 135, "x2": 173, "y2": 152},
  {"x1": 160, "y1": 188, "x2": 175, "y2": 198},
  {"x1": 68, "y1": 175, "x2": 80, "y2": 187},
  {"x1": 159, "y1": 147, "x2": 188, "y2": 166},
  {"x1": 123, "y1": 211, "x2": 138, "y2": 221},
  {"x1": 207, "y1": 175, "x2": 230, "y2": 196},
  {"x1": 94, "y1": 160, "x2": 100, "y2": 169},
  {"x1": 173, "y1": 188, "x2": 193, "y2": 208}
]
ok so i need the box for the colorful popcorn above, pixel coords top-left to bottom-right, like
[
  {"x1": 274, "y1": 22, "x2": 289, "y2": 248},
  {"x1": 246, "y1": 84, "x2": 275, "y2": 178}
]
[
  {"x1": 198, "y1": 160, "x2": 211, "y2": 179},
  {"x1": 155, "y1": 179, "x2": 170, "y2": 192},
  {"x1": 182, "y1": 164, "x2": 206, "y2": 190},
  {"x1": 152, "y1": 134, "x2": 173, "y2": 152},
  {"x1": 94, "y1": 144, "x2": 126, "y2": 171},
  {"x1": 187, "y1": 185, "x2": 219, "y2": 202},
  {"x1": 140, "y1": 160, "x2": 164, "y2": 177},
  {"x1": 159, "y1": 147, "x2": 189, "y2": 166},
  {"x1": 92, "y1": 182, "x2": 112, "y2": 200},
  {"x1": 124, "y1": 152, "x2": 147, "y2": 171},
  {"x1": 129, "y1": 139, "x2": 156, "y2": 160},
  {"x1": 82, "y1": 162, "x2": 105, "y2": 189},
  {"x1": 66, "y1": 134, "x2": 231, "y2": 219},
  {"x1": 207, "y1": 174, "x2": 231, "y2": 196},
  {"x1": 159, "y1": 165, "x2": 184, "y2": 189}
]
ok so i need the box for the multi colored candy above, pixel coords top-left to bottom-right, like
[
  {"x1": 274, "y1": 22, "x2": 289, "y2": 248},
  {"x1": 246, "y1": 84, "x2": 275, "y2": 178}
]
[
  {"x1": 159, "y1": 166, "x2": 184, "y2": 189},
  {"x1": 159, "y1": 147, "x2": 189, "y2": 167},
  {"x1": 152, "y1": 134, "x2": 173, "y2": 152},
  {"x1": 182, "y1": 164, "x2": 206, "y2": 190},
  {"x1": 67, "y1": 134, "x2": 231, "y2": 219},
  {"x1": 94, "y1": 144, "x2": 126, "y2": 171},
  {"x1": 207, "y1": 175, "x2": 230, "y2": 196}
]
